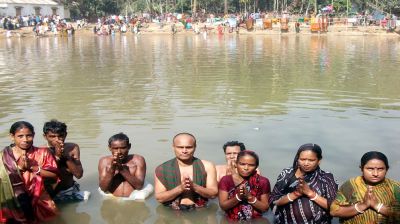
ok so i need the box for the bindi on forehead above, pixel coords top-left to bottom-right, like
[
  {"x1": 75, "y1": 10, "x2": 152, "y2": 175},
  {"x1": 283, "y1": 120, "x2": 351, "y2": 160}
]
[{"x1": 364, "y1": 160, "x2": 386, "y2": 169}]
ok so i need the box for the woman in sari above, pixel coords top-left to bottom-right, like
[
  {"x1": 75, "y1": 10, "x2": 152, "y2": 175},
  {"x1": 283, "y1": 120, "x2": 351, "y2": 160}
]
[
  {"x1": 330, "y1": 151, "x2": 400, "y2": 223},
  {"x1": 0, "y1": 121, "x2": 59, "y2": 223},
  {"x1": 269, "y1": 143, "x2": 338, "y2": 224},
  {"x1": 218, "y1": 150, "x2": 270, "y2": 221}
]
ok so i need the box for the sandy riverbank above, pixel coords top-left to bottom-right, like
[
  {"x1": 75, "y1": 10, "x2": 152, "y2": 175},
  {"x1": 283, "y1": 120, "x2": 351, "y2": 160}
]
[{"x1": 1, "y1": 22, "x2": 400, "y2": 39}]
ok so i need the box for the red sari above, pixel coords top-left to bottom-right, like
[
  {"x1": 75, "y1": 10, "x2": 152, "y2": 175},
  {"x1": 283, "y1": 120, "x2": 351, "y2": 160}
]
[
  {"x1": 219, "y1": 173, "x2": 270, "y2": 221},
  {"x1": 1, "y1": 146, "x2": 59, "y2": 223}
]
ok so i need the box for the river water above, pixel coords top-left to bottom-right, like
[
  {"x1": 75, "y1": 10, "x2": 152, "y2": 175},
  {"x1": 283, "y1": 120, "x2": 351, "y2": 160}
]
[{"x1": 1, "y1": 33, "x2": 400, "y2": 223}]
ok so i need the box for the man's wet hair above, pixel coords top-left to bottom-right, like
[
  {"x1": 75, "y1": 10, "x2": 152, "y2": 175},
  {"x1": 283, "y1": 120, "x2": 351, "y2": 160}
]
[
  {"x1": 43, "y1": 119, "x2": 67, "y2": 135},
  {"x1": 223, "y1": 141, "x2": 246, "y2": 153},
  {"x1": 172, "y1": 132, "x2": 197, "y2": 147},
  {"x1": 108, "y1": 132, "x2": 130, "y2": 146}
]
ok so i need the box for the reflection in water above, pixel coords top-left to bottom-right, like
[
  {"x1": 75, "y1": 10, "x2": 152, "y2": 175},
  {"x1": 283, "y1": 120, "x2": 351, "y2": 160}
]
[
  {"x1": 155, "y1": 202, "x2": 218, "y2": 224},
  {"x1": 46, "y1": 202, "x2": 90, "y2": 224},
  {"x1": 101, "y1": 199, "x2": 150, "y2": 223},
  {"x1": 220, "y1": 216, "x2": 271, "y2": 224},
  {"x1": 1, "y1": 35, "x2": 400, "y2": 224}
]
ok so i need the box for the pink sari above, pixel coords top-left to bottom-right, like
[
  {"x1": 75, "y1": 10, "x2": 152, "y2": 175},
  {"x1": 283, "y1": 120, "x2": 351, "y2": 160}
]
[
  {"x1": 23, "y1": 146, "x2": 59, "y2": 222},
  {"x1": 1, "y1": 146, "x2": 59, "y2": 223}
]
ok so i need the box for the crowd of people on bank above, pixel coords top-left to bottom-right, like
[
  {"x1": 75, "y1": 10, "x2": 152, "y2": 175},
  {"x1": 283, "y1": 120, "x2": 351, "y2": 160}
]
[
  {"x1": 1, "y1": 14, "x2": 77, "y2": 37},
  {"x1": 84, "y1": 12, "x2": 400, "y2": 36},
  {"x1": 1, "y1": 120, "x2": 399, "y2": 223},
  {"x1": 2, "y1": 11, "x2": 398, "y2": 38}
]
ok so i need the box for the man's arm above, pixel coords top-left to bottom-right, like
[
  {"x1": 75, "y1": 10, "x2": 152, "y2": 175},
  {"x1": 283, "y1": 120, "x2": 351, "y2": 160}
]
[
  {"x1": 64, "y1": 143, "x2": 83, "y2": 179},
  {"x1": 119, "y1": 155, "x2": 146, "y2": 190},
  {"x1": 154, "y1": 173, "x2": 185, "y2": 203},
  {"x1": 192, "y1": 160, "x2": 218, "y2": 199},
  {"x1": 98, "y1": 157, "x2": 115, "y2": 192}
]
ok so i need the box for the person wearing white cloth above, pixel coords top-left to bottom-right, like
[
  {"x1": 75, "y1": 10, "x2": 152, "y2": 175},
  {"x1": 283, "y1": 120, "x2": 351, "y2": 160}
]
[{"x1": 98, "y1": 133, "x2": 150, "y2": 198}]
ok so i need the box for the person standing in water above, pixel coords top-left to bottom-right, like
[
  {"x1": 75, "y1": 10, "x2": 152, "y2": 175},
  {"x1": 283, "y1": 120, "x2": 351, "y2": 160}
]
[
  {"x1": 330, "y1": 151, "x2": 400, "y2": 223},
  {"x1": 42, "y1": 119, "x2": 89, "y2": 202},
  {"x1": 154, "y1": 133, "x2": 218, "y2": 210},
  {"x1": 98, "y1": 133, "x2": 147, "y2": 198},
  {"x1": 269, "y1": 143, "x2": 338, "y2": 224},
  {"x1": 218, "y1": 150, "x2": 270, "y2": 221},
  {"x1": 0, "y1": 121, "x2": 59, "y2": 223},
  {"x1": 216, "y1": 141, "x2": 246, "y2": 182}
]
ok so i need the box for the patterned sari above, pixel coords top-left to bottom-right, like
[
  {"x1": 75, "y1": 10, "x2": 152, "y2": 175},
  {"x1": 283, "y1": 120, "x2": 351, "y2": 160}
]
[
  {"x1": 331, "y1": 176, "x2": 400, "y2": 224},
  {"x1": 269, "y1": 167, "x2": 338, "y2": 224},
  {"x1": 155, "y1": 157, "x2": 207, "y2": 210},
  {"x1": 0, "y1": 146, "x2": 59, "y2": 223},
  {"x1": 219, "y1": 173, "x2": 270, "y2": 221}
]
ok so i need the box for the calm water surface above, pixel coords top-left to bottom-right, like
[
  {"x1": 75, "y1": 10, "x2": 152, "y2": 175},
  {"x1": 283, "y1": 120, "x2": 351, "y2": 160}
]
[{"x1": 1, "y1": 34, "x2": 400, "y2": 223}]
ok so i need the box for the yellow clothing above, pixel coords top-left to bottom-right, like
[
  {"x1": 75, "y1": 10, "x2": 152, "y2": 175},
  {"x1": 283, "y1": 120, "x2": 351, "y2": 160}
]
[{"x1": 331, "y1": 176, "x2": 400, "y2": 224}]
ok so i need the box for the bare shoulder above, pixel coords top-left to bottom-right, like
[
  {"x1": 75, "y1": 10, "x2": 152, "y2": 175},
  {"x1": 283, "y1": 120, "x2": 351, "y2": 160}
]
[
  {"x1": 131, "y1": 154, "x2": 146, "y2": 165},
  {"x1": 215, "y1": 164, "x2": 226, "y2": 170},
  {"x1": 99, "y1": 155, "x2": 113, "y2": 165},
  {"x1": 201, "y1": 159, "x2": 216, "y2": 170},
  {"x1": 215, "y1": 164, "x2": 226, "y2": 172}
]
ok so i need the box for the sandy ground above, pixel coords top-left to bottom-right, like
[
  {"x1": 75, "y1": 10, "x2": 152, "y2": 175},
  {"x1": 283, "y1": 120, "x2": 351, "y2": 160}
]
[{"x1": 1, "y1": 21, "x2": 400, "y2": 39}]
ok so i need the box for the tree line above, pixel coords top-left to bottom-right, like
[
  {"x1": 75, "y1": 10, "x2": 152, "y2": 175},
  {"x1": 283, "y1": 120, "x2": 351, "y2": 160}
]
[{"x1": 60, "y1": 0, "x2": 400, "y2": 20}]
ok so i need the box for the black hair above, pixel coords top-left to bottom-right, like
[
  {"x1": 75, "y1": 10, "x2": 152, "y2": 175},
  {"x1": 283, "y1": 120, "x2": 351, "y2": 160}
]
[
  {"x1": 237, "y1": 150, "x2": 259, "y2": 168},
  {"x1": 223, "y1": 141, "x2": 246, "y2": 153},
  {"x1": 172, "y1": 132, "x2": 196, "y2": 147},
  {"x1": 292, "y1": 143, "x2": 322, "y2": 169},
  {"x1": 43, "y1": 119, "x2": 67, "y2": 135},
  {"x1": 108, "y1": 132, "x2": 130, "y2": 146},
  {"x1": 360, "y1": 151, "x2": 389, "y2": 170},
  {"x1": 10, "y1": 121, "x2": 35, "y2": 135}
]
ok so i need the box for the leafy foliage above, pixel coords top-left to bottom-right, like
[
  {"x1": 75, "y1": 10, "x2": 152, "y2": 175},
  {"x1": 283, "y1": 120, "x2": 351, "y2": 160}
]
[{"x1": 63, "y1": 0, "x2": 400, "y2": 19}]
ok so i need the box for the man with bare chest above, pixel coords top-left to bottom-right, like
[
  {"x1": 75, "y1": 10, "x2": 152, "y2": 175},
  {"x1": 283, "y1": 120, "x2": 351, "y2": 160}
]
[
  {"x1": 98, "y1": 133, "x2": 146, "y2": 197},
  {"x1": 215, "y1": 141, "x2": 246, "y2": 182},
  {"x1": 43, "y1": 119, "x2": 88, "y2": 202},
  {"x1": 154, "y1": 133, "x2": 218, "y2": 210}
]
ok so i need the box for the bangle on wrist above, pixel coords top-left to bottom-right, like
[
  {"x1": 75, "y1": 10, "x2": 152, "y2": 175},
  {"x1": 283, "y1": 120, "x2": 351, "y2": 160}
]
[
  {"x1": 377, "y1": 203, "x2": 384, "y2": 213},
  {"x1": 35, "y1": 166, "x2": 41, "y2": 175},
  {"x1": 248, "y1": 197, "x2": 257, "y2": 204},
  {"x1": 354, "y1": 203, "x2": 364, "y2": 214},
  {"x1": 310, "y1": 193, "x2": 319, "y2": 201},
  {"x1": 287, "y1": 193, "x2": 294, "y2": 202},
  {"x1": 235, "y1": 194, "x2": 242, "y2": 202}
]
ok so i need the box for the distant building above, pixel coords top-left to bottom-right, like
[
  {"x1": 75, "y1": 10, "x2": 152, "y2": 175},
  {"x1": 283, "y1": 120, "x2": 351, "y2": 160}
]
[{"x1": 0, "y1": 0, "x2": 66, "y2": 18}]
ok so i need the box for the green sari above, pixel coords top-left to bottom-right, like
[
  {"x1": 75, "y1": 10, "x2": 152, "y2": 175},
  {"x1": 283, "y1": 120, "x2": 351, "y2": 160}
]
[{"x1": 331, "y1": 176, "x2": 400, "y2": 224}]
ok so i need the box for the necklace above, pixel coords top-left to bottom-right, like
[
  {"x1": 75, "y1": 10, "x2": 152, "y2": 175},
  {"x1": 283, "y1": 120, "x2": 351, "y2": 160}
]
[{"x1": 11, "y1": 146, "x2": 25, "y2": 157}]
